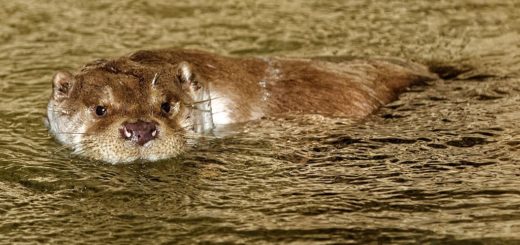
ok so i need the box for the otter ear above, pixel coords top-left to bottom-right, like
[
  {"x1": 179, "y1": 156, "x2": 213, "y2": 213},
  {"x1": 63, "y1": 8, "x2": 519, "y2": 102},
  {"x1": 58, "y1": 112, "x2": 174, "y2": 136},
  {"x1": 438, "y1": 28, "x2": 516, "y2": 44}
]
[
  {"x1": 176, "y1": 62, "x2": 201, "y2": 92},
  {"x1": 52, "y1": 71, "x2": 74, "y2": 100}
]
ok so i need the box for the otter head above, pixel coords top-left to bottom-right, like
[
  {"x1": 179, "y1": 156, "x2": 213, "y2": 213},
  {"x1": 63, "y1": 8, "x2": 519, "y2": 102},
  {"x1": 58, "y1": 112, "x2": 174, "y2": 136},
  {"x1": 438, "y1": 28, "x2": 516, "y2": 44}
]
[{"x1": 47, "y1": 60, "x2": 205, "y2": 163}]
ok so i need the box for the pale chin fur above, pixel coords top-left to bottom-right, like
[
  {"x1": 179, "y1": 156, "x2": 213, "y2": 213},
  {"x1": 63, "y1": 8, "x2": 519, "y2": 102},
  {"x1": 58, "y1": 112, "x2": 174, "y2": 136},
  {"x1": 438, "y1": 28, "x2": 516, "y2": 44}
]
[{"x1": 47, "y1": 102, "x2": 185, "y2": 164}]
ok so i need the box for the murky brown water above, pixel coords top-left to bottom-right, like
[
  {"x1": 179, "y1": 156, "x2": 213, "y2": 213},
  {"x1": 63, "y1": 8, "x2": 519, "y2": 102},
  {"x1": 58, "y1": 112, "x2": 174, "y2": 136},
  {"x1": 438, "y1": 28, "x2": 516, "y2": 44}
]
[{"x1": 1, "y1": 0, "x2": 520, "y2": 243}]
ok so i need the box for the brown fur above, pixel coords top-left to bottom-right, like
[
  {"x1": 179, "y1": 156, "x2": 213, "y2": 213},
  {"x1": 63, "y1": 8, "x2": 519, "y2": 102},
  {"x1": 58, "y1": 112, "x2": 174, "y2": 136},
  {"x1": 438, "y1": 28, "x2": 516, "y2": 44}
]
[{"x1": 47, "y1": 49, "x2": 438, "y2": 163}]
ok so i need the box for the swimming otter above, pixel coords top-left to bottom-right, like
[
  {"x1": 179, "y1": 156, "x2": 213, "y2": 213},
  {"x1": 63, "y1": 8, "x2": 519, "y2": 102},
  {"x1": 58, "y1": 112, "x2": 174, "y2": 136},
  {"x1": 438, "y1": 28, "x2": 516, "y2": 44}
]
[{"x1": 46, "y1": 49, "x2": 438, "y2": 163}]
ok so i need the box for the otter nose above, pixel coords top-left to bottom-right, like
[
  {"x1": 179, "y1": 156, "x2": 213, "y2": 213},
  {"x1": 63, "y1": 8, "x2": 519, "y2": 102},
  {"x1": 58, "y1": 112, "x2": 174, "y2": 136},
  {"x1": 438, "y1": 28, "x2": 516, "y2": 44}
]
[{"x1": 120, "y1": 120, "x2": 158, "y2": 146}]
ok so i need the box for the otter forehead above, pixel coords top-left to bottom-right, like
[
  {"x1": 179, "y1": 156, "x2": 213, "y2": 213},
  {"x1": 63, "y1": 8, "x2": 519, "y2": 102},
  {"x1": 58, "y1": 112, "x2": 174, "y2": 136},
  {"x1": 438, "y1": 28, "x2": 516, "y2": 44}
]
[
  {"x1": 78, "y1": 72, "x2": 146, "y2": 103},
  {"x1": 73, "y1": 69, "x2": 182, "y2": 112}
]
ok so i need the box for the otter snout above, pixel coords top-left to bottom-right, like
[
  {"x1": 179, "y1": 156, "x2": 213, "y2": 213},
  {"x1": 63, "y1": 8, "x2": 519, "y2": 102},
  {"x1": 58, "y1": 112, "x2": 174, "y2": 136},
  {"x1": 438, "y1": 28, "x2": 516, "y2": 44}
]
[{"x1": 120, "y1": 120, "x2": 158, "y2": 146}]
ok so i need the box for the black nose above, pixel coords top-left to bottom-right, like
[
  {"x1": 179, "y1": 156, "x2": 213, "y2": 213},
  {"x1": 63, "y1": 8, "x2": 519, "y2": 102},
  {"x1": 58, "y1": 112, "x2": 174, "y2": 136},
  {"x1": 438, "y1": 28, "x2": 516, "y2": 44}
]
[{"x1": 120, "y1": 120, "x2": 158, "y2": 146}]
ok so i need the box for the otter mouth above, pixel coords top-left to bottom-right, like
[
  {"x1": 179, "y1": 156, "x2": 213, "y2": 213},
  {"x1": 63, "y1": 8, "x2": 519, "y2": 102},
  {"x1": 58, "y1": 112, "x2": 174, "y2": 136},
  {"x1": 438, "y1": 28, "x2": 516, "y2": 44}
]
[
  {"x1": 70, "y1": 118, "x2": 188, "y2": 164},
  {"x1": 74, "y1": 132, "x2": 186, "y2": 164}
]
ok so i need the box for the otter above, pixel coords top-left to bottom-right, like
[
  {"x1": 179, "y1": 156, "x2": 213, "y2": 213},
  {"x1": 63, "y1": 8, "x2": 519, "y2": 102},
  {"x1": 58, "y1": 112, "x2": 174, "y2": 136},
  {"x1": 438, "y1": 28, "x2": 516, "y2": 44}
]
[{"x1": 46, "y1": 49, "x2": 438, "y2": 163}]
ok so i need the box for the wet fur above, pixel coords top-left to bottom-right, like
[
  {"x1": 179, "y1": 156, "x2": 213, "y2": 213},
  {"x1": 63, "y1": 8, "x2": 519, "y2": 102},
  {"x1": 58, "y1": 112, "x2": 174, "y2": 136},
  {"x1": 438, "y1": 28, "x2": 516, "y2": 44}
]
[{"x1": 47, "y1": 49, "x2": 438, "y2": 163}]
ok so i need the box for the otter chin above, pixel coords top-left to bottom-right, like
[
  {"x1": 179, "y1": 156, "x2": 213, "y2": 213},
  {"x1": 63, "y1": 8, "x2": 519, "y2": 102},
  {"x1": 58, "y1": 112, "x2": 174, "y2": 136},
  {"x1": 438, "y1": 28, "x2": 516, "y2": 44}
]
[{"x1": 46, "y1": 49, "x2": 438, "y2": 163}]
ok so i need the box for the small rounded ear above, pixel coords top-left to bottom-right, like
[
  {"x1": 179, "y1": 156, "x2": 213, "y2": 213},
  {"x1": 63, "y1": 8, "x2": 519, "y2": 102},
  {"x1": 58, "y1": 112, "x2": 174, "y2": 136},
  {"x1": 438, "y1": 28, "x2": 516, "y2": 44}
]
[
  {"x1": 52, "y1": 71, "x2": 74, "y2": 100},
  {"x1": 176, "y1": 62, "x2": 201, "y2": 92}
]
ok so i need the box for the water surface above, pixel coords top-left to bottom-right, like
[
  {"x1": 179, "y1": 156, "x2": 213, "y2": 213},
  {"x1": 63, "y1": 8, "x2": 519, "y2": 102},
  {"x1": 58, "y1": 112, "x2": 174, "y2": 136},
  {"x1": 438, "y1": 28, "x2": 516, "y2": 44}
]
[{"x1": 1, "y1": 0, "x2": 520, "y2": 243}]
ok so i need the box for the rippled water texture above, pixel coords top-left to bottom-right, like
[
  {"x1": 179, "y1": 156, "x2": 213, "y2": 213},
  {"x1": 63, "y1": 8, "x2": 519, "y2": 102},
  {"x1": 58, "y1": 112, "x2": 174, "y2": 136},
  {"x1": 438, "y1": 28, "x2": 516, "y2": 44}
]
[{"x1": 1, "y1": 0, "x2": 520, "y2": 243}]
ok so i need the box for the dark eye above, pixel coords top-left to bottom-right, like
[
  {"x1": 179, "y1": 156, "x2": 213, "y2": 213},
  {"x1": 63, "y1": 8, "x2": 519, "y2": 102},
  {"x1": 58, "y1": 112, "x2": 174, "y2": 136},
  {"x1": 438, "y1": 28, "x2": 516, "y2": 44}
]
[
  {"x1": 161, "y1": 102, "x2": 171, "y2": 113},
  {"x1": 95, "y1": 106, "x2": 107, "y2": 116}
]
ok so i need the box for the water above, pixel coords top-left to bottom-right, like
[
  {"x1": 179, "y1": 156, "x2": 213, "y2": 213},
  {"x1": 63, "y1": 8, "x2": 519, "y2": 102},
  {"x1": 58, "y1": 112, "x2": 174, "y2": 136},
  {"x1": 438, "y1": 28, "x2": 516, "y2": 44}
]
[{"x1": 1, "y1": 0, "x2": 520, "y2": 243}]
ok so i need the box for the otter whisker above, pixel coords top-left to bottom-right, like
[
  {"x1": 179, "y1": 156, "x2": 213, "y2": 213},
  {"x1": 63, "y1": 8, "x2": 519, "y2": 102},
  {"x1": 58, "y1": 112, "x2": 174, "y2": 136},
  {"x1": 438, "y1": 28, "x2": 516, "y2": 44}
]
[
  {"x1": 73, "y1": 140, "x2": 101, "y2": 156},
  {"x1": 52, "y1": 144, "x2": 74, "y2": 154},
  {"x1": 164, "y1": 128, "x2": 220, "y2": 139},
  {"x1": 190, "y1": 108, "x2": 212, "y2": 113},
  {"x1": 184, "y1": 96, "x2": 222, "y2": 106},
  {"x1": 47, "y1": 109, "x2": 72, "y2": 114},
  {"x1": 181, "y1": 122, "x2": 230, "y2": 130},
  {"x1": 151, "y1": 72, "x2": 159, "y2": 86},
  {"x1": 209, "y1": 110, "x2": 228, "y2": 115},
  {"x1": 53, "y1": 132, "x2": 89, "y2": 135}
]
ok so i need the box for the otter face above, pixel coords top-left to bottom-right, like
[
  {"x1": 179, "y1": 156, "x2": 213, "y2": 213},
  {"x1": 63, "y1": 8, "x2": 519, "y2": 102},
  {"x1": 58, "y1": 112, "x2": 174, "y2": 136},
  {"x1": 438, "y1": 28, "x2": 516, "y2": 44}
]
[{"x1": 47, "y1": 62, "x2": 200, "y2": 163}]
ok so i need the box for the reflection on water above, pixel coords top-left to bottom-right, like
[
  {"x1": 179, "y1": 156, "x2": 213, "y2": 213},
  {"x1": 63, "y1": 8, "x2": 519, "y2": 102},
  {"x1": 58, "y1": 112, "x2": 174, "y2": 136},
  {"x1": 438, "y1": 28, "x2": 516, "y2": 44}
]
[{"x1": 1, "y1": 0, "x2": 520, "y2": 243}]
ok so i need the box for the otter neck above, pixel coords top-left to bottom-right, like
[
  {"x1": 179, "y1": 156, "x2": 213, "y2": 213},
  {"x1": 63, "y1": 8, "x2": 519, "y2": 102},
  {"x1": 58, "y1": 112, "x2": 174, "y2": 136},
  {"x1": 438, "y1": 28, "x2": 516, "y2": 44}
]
[
  {"x1": 191, "y1": 84, "x2": 214, "y2": 133},
  {"x1": 259, "y1": 57, "x2": 281, "y2": 102}
]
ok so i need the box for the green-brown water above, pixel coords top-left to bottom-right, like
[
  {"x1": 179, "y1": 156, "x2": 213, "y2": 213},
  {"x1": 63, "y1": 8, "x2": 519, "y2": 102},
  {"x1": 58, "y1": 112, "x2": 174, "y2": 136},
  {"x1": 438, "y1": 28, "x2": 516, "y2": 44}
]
[{"x1": 1, "y1": 0, "x2": 520, "y2": 244}]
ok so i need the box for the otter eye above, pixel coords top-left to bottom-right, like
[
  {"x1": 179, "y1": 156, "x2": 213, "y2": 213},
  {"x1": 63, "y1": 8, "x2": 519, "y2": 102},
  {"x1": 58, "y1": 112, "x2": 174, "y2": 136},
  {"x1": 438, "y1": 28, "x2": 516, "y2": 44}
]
[
  {"x1": 161, "y1": 102, "x2": 171, "y2": 113},
  {"x1": 95, "y1": 106, "x2": 107, "y2": 116}
]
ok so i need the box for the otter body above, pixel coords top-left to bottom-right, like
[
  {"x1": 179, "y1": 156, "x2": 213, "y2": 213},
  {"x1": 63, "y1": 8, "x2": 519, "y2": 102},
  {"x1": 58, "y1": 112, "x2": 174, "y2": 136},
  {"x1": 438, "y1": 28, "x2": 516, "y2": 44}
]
[{"x1": 47, "y1": 49, "x2": 437, "y2": 163}]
